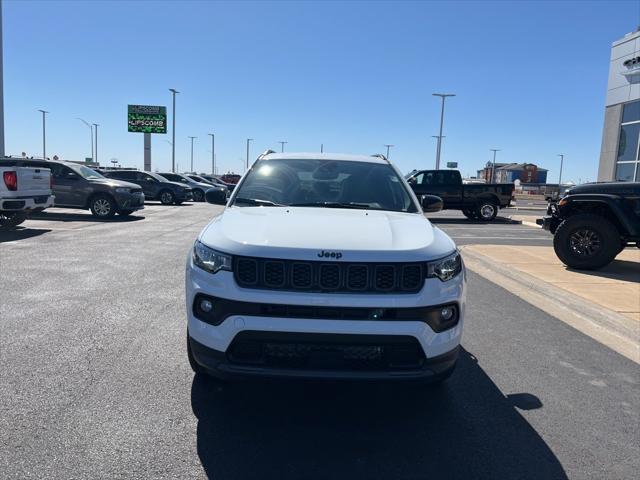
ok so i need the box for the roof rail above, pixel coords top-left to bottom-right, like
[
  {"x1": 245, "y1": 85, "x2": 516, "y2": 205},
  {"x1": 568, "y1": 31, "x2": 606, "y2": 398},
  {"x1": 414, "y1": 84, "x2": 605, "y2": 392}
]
[
  {"x1": 257, "y1": 149, "x2": 276, "y2": 160},
  {"x1": 370, "y1": 153, "x2": 389, "y2": 163}
]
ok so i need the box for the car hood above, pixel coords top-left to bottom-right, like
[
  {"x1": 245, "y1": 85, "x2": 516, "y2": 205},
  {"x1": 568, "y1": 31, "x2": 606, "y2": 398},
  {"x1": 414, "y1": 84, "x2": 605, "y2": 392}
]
[
  {"x1": 90, "y1": 178, "x2": 141, "y2": 190},
  {"x1": 190, "y1": 181, "x2": 216, "y2": 189},
  {"x1": 164, "y1": 180, "x2": 190, "y2": 189},
  {"x1": 199, "y1": 206, "x2": 456, "y2": 262}
]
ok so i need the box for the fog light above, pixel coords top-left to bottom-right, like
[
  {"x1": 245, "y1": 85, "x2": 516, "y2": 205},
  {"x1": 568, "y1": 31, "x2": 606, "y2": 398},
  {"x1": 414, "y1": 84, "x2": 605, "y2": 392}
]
[
  {"x1": 200, "y1": 298, "x2": 214, "y2": 313},
  {"x1": 440, "y1": 307, "x2": 454, "y2": 321}
]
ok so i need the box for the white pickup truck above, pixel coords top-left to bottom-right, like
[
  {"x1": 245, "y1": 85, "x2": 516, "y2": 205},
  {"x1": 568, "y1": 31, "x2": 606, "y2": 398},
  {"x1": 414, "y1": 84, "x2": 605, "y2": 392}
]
[{"x1": 0, "y1": 163, "x2": 55, "y2": 230}]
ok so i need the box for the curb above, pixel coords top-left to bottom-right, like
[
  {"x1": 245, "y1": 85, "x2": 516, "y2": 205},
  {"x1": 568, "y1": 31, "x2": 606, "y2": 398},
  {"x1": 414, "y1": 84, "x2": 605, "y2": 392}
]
[{"x1": 460, "y1": 246, "x2": 640, "y2": 363}]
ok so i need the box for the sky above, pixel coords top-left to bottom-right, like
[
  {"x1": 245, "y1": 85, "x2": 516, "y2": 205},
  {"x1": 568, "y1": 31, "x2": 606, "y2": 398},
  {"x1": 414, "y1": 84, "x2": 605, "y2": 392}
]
[{"x1": 3, "y1": 0, "x2": 640, "y2": 182}]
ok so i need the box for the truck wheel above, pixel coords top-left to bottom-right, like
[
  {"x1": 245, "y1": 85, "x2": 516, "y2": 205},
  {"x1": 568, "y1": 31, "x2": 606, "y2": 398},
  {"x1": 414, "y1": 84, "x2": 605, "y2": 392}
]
[
  {"x1": 476, "y1": 201, "x2": 498, "y2": 221},
  {"x1": 90, "y1": 195, "x2": 116, "y2": 219},
  {"x1": 553, "y1": 214, "x2": 620, "y2": 270},
  {"x1": 462, "y1": 209, "x2": 477, "y2": 220},
  {"x1": 159, "y1": 190, "x2": 175, "y2": 205},
  {"x1": 0, "y1": 211, "x2": 28, "y2": 230}
]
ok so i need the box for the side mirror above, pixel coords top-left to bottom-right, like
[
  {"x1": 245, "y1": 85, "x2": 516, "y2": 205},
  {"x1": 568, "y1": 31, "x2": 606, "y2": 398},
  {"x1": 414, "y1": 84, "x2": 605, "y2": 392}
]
[
  {"x1": 205, "y1": 188, "x2": 228, "y2": 205},
  {"x1": 421, "y1": 194, "x2": 443, "y2": 213}
]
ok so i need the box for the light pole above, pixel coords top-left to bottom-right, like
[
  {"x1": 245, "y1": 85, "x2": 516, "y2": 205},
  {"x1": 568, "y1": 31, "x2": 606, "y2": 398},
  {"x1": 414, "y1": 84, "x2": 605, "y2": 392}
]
[
  {"x1": 278, "y1": 141, "x2": 287, "y2": 152},
  {"x1": 557, "y1": 154, "x2": 564, "y2": 186},
  {"x1": 0, "y1": 1, "x2": 4, "y2": 157},
  {"x1": 77, "y1": 118, "x2": 93, "y2": 161},
  {"x1": 169, "y1": 88, "x2": 179, "y2": 172},
  {"x1": 383, "y1": 144, "x2": 394, "y2": 159},
  {"x1": 320, "y1": 143, "x2": 324, "y2": 153},
  {"x1": 246, "y1": 138, "x2": 253, "y2": 169},
  {"x1": 188, "y1": 136, "x2": 196, "y2": 172},
  {"x1": 208, "y1": 133, "x2": 215, "y2": 174},
  {"x1": 432, "y1": 93, "x2": 455, "y2": 169},
  {"x1": 93, "y1": 123, "x2": 99, "y2": 165},
  {"x1": 38, "y1": 109, "x2": 48, "y2": 159},
  {"x1": 490, "y1": 148, "x2": 501, "y2": 183}
]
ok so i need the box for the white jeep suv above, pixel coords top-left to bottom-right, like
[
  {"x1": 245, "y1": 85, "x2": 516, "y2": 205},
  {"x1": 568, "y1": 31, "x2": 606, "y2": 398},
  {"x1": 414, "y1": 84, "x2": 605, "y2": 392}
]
[{"x1": 186, "y1": 152, "x2": 466, "y2": 384}]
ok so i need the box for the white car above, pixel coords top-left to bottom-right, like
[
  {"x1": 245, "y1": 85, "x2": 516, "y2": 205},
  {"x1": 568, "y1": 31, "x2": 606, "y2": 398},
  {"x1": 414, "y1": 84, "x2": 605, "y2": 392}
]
[{"x1": 186, "y1": 152, "x2": 466, "y2": 384}]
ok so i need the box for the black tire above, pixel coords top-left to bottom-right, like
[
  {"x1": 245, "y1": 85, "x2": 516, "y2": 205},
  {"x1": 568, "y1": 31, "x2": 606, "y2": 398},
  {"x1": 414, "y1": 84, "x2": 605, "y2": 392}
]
[
  {"x1": 118, "y1": 209, "x2": 134, "y2": 216},
  {"x1": 475, "y1": 201, "x2": 498, "y2": 221},
  {"x1": 0, "y1": 211, "x2": 28, "y2": 230},
  {"x1": 462, "y1": 209, "x2": 477, "y2": 220},
  {"x1": 193, "y1": 189, "x2": 204, "y2": 202},
  {"x1": 174, "y1": 200, "x2": 184, "y2": 205},
  {"x1": 159, "y1": 190, "x2": 175, "y2": 205},
  {"x1": 553, "y1": 213, "x2": 620, "y2": 270},
  {"x1": 89, "y1": 194, "x2": 116, "y2": 219}
]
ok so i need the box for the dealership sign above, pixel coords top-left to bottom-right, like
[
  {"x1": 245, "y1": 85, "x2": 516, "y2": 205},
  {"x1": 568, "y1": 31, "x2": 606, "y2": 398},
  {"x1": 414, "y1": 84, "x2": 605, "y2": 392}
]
[
  {"x1": 127, "y1": 105, "x2": 167, "y2": 134},
  {"x1": 446, "y1": 162, "x2": 458, "y2": 168}
]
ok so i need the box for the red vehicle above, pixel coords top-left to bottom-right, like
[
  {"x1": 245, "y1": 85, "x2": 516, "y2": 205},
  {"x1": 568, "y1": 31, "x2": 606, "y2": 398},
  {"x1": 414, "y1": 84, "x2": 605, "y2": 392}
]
[{"x1": 219, "y1": 173, "x2": 242, "y2": 185}]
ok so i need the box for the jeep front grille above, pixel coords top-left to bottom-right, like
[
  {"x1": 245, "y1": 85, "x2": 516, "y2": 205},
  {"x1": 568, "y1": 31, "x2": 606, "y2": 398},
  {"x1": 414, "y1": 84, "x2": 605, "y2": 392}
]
[{"x1": 234, "y1": 257, "x2": 424, "y2": 293}]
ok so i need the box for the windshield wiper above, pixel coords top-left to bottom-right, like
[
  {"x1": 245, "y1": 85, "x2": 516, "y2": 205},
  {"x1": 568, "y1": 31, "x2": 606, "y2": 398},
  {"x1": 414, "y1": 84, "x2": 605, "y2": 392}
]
[
  {"x1": 234, "y1": 197, "x2": 284, "y2": 207},
  {"x1": 288, "y1": 201, "x2": 372, "y2": 210}
]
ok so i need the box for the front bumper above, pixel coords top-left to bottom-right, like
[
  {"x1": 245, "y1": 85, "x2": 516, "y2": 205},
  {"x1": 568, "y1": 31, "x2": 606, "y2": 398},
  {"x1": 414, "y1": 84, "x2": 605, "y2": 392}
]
[
  {"x1": 189, "y1": 334, "x2": 459, "y2": 381},
  {"x1": 115, "y1": 192, "x2": 145, "y2": 210},
  {"x1": 186, "y1": 258, "x2": 466, "y2": 381},
  {"x1": 176, "y1": 189, "x2": 193, "y2": 201},
  {"x1": 0, "y1": 194, "x2": 55, "y2": 211}
]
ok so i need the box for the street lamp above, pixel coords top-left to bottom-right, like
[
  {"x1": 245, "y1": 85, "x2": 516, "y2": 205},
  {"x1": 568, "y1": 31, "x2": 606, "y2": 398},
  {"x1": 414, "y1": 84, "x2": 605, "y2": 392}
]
[
  {"x1": 188, "y1": 136, "x2": 197, "y2": 172},
  {"x1": 76, "y1": 118, "x2": 93, "y2": 161},
  {"x1": 208, "y1": 133, "x2": 215, "y2": 174},
  {"x1": 490, "y1": 148, "x2": 501, "y2": 183},
  {"x1": 93, "y1": 123, "x2": 99, "y2": 165},
  {"x1": 169, "y1": 88, "x2": 179, "y2": 172},
  {"x1": 557, "y1": 154, "x2": 565, "y2": 186},
  {"x1": 432, "y1": 93, "x2": 455, "y2": 169},
  {"x1": 246, "y1": 138, "x2": 253, "y2": 169},
  {"x1": 278, "y1": 141, "x2": 288, "y2": 152},
  {"x1": 383, "y1": 144, "x2": 394, "y2": 159},
  {"x1": 38, "y1": 109, "x2": 48, "y2": 159}
]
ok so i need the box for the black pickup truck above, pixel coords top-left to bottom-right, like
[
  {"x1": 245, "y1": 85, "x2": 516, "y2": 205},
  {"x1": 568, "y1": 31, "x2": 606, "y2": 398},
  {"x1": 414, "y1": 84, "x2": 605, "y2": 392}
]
[
  {"x1": 539, "y1": 182, "x2": 640, "y2": 269},
  {"x1": 405, "y1": 169, "x2": 514, "y2": 221}
]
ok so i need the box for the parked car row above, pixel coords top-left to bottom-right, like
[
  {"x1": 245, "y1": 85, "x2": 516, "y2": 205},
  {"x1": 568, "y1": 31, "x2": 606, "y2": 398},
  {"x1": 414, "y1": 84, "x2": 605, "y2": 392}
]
[{"x1": 0, "y1": 157, "x2": 233, "y2": 223}]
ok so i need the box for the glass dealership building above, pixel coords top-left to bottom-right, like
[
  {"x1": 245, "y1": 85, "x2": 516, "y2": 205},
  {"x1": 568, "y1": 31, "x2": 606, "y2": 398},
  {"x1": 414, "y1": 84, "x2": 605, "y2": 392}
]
[{"x1": 598, "y1": 28, "x2": 640, "y2": 182}]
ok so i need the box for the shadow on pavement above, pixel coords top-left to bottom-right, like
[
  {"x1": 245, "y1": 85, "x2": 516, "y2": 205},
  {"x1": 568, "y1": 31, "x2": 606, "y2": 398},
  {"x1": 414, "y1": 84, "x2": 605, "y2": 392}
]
[
  {"x1": 0, "y1": 227, "x2": 52, "y2": 243},
  {"x1": 144, "y1": 201, "x2": 193, "y2": 206},
  {"x1": 191, "y1": 348, "x2": 566, "y2": 480},
  {"x1": 566, "y1": 257, "x2": 640, "y2": 282},
  {"x1": 28, "y1": 211, "x2": 145, "y2": 223}
]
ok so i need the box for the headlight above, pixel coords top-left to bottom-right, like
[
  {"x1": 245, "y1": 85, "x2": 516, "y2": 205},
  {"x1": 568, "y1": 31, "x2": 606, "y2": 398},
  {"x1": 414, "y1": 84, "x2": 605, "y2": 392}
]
[
  {"x1": 115, "y1": 187, "x2": 130, "y2": 193},
  {"x1": 192, "y1": 241, "x2": 232, "y2": 274},
  {"x1": 427, "y1": 251, "x2": 462, "y2": 282}
]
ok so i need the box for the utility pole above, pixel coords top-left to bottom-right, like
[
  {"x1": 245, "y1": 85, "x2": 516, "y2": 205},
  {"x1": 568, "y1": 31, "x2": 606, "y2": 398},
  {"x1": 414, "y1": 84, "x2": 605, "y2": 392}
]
[
  {"x1": 38, "y1": 110, "x2": 48, "y2": 159},
  {"x1": 246, "y1": 138, "x2": 253, "y2": 169},
  {"x1": 490, "y1": 148, "x2": 501, "y2": 183},
  {"x1": 557, "y1": 154, "x2": 564, "y2": 186},
  {"x1": 278, "y1": 141, "x2": 287, "y2": 152},
  {"x1": 93, "y1": 123, "x2": 99, "y2": 165},
  {"x1": 208, "y1": 133, "x2": 215, "y2": 174},
  {"x1": 188, "y1": 136, "x2": 196, "y2": 172},
  {"x1": 383, "y1": 144, "x2": 394, "y2": 159},
  {"x1": 432, "y1": 93, "x2": 455, "y2": 169},
  {"x1": 169, "y1": 88, "x2": 179, "y2": 172},
  {"x1": 0, "y1": 0, "x2": 5, "y2": 157},
  {"x1": 320, "y1": 143, "x2": 324, "y2": 153}
]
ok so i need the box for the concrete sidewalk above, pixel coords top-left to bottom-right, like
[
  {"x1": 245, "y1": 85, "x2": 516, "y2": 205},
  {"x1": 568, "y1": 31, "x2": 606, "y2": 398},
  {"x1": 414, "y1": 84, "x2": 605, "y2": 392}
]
[{"x1": 461, "y1": 244, "x2": 640, "y2": 362}]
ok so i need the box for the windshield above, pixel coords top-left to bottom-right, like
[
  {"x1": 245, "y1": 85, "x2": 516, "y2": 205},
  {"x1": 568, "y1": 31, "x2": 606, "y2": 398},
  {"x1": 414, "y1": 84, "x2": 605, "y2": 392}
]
[
  {"x1": 147, "y1": 172, "x2": 169, "y2": 182},
  {"x1": 232, "y1": 159, "x2": 418, "y2": 213},
  {"x1": 69, "y1": 164, "x2": 104, "y2": 180}
]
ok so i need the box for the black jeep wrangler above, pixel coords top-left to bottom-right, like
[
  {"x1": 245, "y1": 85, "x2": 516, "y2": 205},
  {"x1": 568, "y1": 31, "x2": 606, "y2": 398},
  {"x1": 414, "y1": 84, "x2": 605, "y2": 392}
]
[{"x1": 538, "y1": 182, "x2": 640, "y2": 270}]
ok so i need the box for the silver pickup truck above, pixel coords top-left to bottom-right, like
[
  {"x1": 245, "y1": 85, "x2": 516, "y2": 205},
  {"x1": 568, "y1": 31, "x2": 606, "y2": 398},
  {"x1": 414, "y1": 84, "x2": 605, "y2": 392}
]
[{"x1": 0, "y1": 162, "x2": 55, "y2": 230}]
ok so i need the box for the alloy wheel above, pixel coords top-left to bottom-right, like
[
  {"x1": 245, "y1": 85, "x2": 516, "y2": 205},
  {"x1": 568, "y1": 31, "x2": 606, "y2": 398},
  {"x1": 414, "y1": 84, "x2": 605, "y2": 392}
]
[{"x1": 569, "y1": 228, "x2": 601, "y2": 257}]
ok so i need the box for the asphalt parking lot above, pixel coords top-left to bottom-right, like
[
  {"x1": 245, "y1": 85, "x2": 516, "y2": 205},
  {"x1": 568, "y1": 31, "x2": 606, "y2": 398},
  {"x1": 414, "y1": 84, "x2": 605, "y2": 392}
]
[{"x1": 1, "y1": 204, "x2": 638, "y2": 479}]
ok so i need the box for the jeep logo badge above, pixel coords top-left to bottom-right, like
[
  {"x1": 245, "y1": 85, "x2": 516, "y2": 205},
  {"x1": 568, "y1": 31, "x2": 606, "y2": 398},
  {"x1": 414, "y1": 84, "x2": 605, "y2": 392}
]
[{"x1": 317, "y1": 250, "x2": 343, "y2": 260}]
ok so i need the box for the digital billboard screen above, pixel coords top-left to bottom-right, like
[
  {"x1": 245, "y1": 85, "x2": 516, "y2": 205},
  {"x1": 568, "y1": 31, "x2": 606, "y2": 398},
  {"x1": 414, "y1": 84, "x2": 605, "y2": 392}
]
[{"x1": 127, "y1": 105, "x2": 167, "y2": 134}]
